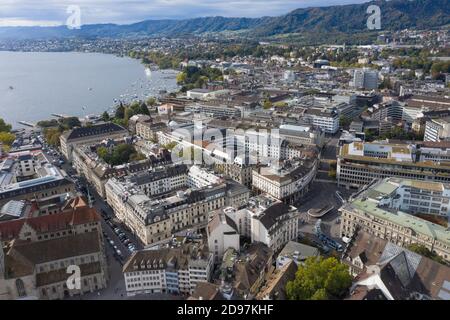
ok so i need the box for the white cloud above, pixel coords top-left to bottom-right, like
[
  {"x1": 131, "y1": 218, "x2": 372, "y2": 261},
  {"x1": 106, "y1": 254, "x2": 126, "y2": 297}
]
[
  {"x1": 0, "y1": 0, "x2": 371, "y2": 26},
  {"x1": 0, "y1": 18, "x2": 62, "y2": 27}
]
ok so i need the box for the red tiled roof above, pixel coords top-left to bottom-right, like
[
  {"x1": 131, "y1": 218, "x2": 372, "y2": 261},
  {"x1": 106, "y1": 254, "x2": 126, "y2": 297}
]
[{"x1": 0, "y1": 203, "x2": 100, "y2": 241}]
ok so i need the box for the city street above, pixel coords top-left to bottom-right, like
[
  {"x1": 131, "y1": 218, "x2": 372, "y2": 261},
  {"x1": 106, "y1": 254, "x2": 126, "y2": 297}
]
[{"x1": 295, "y1": 181, "x2": 354, "y2": 246}]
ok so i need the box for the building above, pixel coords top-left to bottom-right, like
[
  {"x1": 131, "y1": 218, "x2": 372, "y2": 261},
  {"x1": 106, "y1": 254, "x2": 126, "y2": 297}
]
[
  {"x1": 0, "y1": 204, "x2": 108, "y2": 300},
  {"x1": 136, "y1": 122, "x2": 167, "y2": 141},
  {"x1": 337, "y1": 141, "x2": 450, "y2": 188},
  {"x1": 128, "y1": 114, "x2": 152, "y2": 134},
  {"x1": 252, "y1": 159, "x2": 317, "y2": 205},
  {"x1": 72, "y1": 141, "x2": 171, "y2": 198},
  {"x1": 276, "y1": 241, "x2": 320, "y2": 269},
  {"x1": 207, "y1": 210, "x2": 240, "y2": 263},
  {"x1": 128, "y1": 164, "x2": 188, "y2": 197},
  {"x1": 343, "y1": 231, "x2": 450, "y2": 300},
  {"x1": 185, "y1": 104, "x2": 241, "y2": 118},
  {"x1": 60, "y1": 123, "x2": 128, "y2": 161},
  {"x1": 214, "y1": 161, "x2": 253, "y2": 188},
  {"x1": 424, "y1": 117, "x2": 450, "y2": 142},
  {"x1": 255, "y1": 260, "x2": 297, "y2": 300},
  {"x1": 0, "y1": 164, "x2": 75, "y2": 207},
  {"x1": 187, "y1": 165, "x2": 223, "y2": 189},
  {"x1": 304, "y1": 108, "x2": 339, "y2": 134},
  {"x1": 224, "y1": 195, "x2": 300, "y2": 253},
  {"x1": 122, "y1": 243, "x2": 213, "y2": 296},
  {"x1": 279, "y1": 124, "x2": 324, "y2": 147},
  {"x1": 219, "y1": 243, "x2": 274, "y2": 299},
  {"x1": 353, "y1": 68, "x2": 379, "y2": 90},
  {"x1": 353, "y1": 177, "x2": 450, "y2": 217},
  {"x1": 105, "y1": 179, "x2": 227, "y2": 246},
  {"x1": 224, "y1": 179, "x2": 250, "y2": 208},
  {"x1": 339, "y1": 179, "x2": 450, "y2": 262},
  {"x1": 188, "y1": 282, "x2": 226, "y2": 300}
]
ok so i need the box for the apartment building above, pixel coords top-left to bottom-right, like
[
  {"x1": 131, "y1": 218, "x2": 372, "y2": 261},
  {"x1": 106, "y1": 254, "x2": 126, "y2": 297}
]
[
  {"x1": 339, "y1": 179, "x2": 450, "y2": 262},
  {"x1": 105, "y1": 179, "x2": 227, "y2": 246},
  {"x1": 304, "y1": 107, "x2": 340, "y2": 134},
  {"x1": 214, "y1": 161, "x2": 253, "y2": 188},
  {"x1": 219, "y1": 243, "x2": 273, "y2": 299},
  {"x1": 207, "y1": 211, "x2": 240, "y2": 263},
  {"x1": 252, "y1": 159, "x2": 317, "y2": 204},
  {"x1": 223, "y1": 195, "x2": 299, "y2": 253},
  {"x1": 122, "y1": 243, "x2": 213, "y2": 296},
  {"x1": 72, "y1": 142, "x2": 172, "y2": 198},
  {"x1": 136, "y1": 121, "x2": 168, "y2": 141},
  {"x1": 128, "y1": 164, "x2": 188, "y2": 197},
  {"x1": 424, "y1": 117, "x2": 450, "y2": 142},
  {"x1": 187, "y1": 165, "x2": 223, "y2": 189},
  {"x1": 337, "y1": 141, "x2": 450, "y2": 188}
]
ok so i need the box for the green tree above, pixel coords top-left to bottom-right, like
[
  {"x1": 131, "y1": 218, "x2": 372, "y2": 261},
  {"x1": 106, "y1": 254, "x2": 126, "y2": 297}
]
[
  {"x1": 137, "y1": 102, "x2": 150, "y2": 115},
  {"x1": 97, "y1": 146, "x2": 109, "y2": 160},
  {"x1": 0, "y1": 132, "x2": 15, "y2": 147},
  {"x1": 146, "y1": 97, "x2": 157, "y2": 107},
  {"x1": 162, "y1": 141, "x2": 178, "y2": 151},
  {"x1": 407, "y1": 244, "x2": 447, "y2": 265},
  {"x1": 0, "y1": 118, "x2": 12, "y2": 133},
  {"x1": 263, "y1": 100, "x2": 273, "y2": 109},
  {"x1": 60, "y1": 117, "x2": 81, "y2": 130},
  {"x1": 115, "y1": 104, "x2": 125, "y2": 119},
  {"x1": 274, "y1": 102, "x2": 288, "y2": 108},
  {"x1": 176, "y1": 72, "x2": 187, "y2": 84},
  {"x1": 101, "y1": 111, "x2": 110, "y2": 122},
  {"x1": 286, "y1": 257, "x2": 352, "y2": 300},
  {"x1": 124, "y1": 107, "x2": 133, "y2": 121},
  {"x1": 43, "y1": 128, "x2": 62, "y2": 147}
]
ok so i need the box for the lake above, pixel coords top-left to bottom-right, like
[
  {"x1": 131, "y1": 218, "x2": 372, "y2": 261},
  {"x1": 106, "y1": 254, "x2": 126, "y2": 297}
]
[{"x1": 0, "y1": 51, "x2": 179, "y2": 128}]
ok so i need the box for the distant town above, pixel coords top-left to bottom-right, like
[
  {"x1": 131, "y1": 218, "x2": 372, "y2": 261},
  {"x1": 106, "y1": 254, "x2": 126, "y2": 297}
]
[{"x1": 1, "y1": 1, "x2": 450, "y2": 303}]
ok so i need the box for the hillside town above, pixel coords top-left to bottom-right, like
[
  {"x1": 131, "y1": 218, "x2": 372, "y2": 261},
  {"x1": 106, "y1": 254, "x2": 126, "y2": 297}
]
[{"x1": 1, "y1": 22, "x2": 450, "y2": 302}]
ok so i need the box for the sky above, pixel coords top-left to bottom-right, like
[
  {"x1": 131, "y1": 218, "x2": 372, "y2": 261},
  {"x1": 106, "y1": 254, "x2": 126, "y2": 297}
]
[{"x1": 0, "y1": 0, "x2": 372, "y2": 27}]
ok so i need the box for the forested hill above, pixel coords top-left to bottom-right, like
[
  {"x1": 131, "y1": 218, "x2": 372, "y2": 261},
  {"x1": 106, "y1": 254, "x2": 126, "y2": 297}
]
[{"x1": 0, "y1": 0, "x2": 448, "y2": 40}]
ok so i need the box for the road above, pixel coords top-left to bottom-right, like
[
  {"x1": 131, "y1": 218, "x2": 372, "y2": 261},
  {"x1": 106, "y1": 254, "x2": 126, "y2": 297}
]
[{"x1": 295, "y1": 181, "x2": 354, "y2": 249}]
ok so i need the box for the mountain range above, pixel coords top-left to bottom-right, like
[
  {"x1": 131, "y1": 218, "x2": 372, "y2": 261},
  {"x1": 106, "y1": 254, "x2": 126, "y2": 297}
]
[{"x1": 0, "y1": 0, "x2": 448, "y2": 40}]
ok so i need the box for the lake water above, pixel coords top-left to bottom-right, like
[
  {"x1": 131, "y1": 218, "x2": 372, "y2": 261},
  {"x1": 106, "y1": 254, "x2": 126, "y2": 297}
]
[{"x1": 0, "y1": 51, "x2": 179, "y2": 128}]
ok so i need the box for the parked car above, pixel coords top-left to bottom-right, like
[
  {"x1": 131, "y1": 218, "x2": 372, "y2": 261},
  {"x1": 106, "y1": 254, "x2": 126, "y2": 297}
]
[{"x1": 109, "y1": 240, "x2": 114, "y2": 246}]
